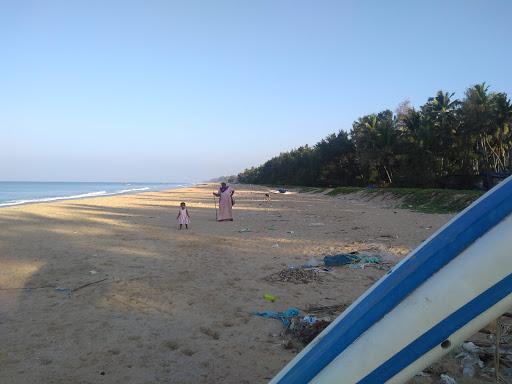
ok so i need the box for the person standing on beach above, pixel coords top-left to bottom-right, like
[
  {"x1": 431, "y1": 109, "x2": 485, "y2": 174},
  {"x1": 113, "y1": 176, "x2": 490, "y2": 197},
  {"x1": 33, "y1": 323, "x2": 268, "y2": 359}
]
[
  {"x1": 177, "y1": 202, "x2": 190, "y2": 229},
  {"x1": 213, "y1": 182, "x2": 235, "y2": 221}
]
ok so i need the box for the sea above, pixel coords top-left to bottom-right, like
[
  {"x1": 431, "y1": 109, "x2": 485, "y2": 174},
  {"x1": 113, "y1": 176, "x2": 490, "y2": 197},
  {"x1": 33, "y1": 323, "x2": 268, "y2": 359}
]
[{"x1": 0, "y1": 181, "x2": 186, "y2": 207}]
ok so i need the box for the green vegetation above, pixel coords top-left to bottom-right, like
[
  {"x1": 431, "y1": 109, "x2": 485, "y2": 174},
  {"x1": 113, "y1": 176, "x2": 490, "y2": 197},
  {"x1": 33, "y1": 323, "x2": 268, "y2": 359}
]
[
  {"x1": 299, "y1": 187, "x2": 327, "y2": 193},
  {"x1": 298, "y1": 187, "x2": 320, "y2": 193},
  {"x1": 393, "y1": 189, "x2": 483, "y2": 213},
  {"x1": 238, "y1": 83, "x2": 512, "y2": 190},
  {"x1": 327, "y1": 187, "x2": 364, "y2": 195},
  {"x1": 328, "y1": 187, "x2": 483, "y2": 213}
]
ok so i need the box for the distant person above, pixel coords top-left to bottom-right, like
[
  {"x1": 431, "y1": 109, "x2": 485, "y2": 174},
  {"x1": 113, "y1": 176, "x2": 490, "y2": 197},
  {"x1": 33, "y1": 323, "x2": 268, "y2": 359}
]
[
  {"x1": 177, "y1": 202, "x2": 190, "y2": 230},
  {"x1": 213, "y1": 182, "x2": 235, "y2": 221}
]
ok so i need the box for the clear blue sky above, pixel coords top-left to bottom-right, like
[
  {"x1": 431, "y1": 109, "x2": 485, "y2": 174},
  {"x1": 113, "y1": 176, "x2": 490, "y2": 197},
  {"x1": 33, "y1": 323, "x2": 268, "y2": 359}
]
[{"x1": 1, "y1": 0, "x2": 511, "y2": 182}]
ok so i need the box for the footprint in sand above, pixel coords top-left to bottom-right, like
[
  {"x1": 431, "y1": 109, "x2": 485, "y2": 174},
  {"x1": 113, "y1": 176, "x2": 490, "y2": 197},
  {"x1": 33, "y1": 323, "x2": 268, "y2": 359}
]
[
  {"x1": 181, "y1": 348, "x2": 197, "y2": 356},
  {"x1": 200, "y1": 327, "x2": 220, "y2": 340},
  {"x1": 161, "y1": 340, "x2": 179, "y2": 351}
]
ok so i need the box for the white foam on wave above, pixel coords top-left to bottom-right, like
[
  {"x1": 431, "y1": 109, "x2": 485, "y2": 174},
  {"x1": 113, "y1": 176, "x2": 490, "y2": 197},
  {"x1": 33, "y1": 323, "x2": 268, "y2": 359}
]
[
  {"x1": 0, "y1": 186, "x2": 154, "y2": 207},
  {"x1": 118, "y1": 187, "x2": 150, "y2": 193},
  {"x1": 0, "y1": 190, "x2": 109, "y2": 207}
]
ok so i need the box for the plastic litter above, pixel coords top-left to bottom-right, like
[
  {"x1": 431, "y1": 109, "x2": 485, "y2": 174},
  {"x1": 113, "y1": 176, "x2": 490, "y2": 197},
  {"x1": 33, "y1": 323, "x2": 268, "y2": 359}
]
[
  {"x1": 303, "y1": 258, "x2": 322, "y2": 268},
  {"x1": 89, "y1": 270, "x2": 98, "y2": 275},
  {"x1": 440, "y1": 374, "x2": 457, "y2": 384},
  {"x1": 253, "y1": 307, "x2": 300, "y2": 326},
  {"x1": 462, "y1": 341, "x2": 480, "y2": 354},
  {"x1": 324, "y1": 253, "x2": 382, "y2": 268},
  {"x1": 238, "y1": 228, "x2": 251, "y2": 233},
  {"x1": 349, "y1": 257, "x2": 381, "y2": 269},
  {"x1": 456, "y1": 350, "x2": 483, "y2": 378},
  {"x1": 324, "y1": 253, "x2": 359, "y2": 266},
  {"x1": 272, "y1": 244, "x2": 280, "y2": 248},
  {"x1": 349, "y1": 263, "x2": 366, "y2": 270},
  {"x1": 361, "y1": 256, "x2": 381, "y2": 264},
  {"x1": 288, "y1": 317, "x2": 331, "y2": 344},
  {"x1": 462, "y1": 355, "x2": 476, "y2": 377},
  {"x1": 263, "y1": 293, "x2": 277, "y2": 302},
  {"x1": 287, "y1": 230, "x2": 295, "y2": 234},
  {"x1": 301, "y1": 315, "x2": 317, "y2": 325}
]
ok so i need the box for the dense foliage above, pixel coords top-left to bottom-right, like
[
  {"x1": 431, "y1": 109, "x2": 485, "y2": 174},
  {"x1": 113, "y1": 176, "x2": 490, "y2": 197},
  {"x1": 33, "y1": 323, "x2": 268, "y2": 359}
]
[{"x1": 238, "y1": 83, "x2": 512, "y2": 189}]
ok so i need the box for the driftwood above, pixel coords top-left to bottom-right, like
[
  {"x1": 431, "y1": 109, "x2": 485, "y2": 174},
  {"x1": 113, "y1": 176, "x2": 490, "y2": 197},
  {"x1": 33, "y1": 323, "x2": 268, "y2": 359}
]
[{"x1": 71, "y1": 278, "x2": 108, "y2": 292}]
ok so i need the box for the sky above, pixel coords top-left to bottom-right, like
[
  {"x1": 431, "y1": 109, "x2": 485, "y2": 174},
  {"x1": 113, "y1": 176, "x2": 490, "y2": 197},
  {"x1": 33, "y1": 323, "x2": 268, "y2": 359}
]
[{"x1": 1, "y1": 0, "x2": 511, "y2": 182}]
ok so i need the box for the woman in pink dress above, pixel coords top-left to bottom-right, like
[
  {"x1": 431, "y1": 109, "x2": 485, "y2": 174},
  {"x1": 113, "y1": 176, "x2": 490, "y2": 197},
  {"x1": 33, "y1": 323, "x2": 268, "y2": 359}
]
[{"x1": 213, "y1": 182, "x2": 235, "y2": 221}]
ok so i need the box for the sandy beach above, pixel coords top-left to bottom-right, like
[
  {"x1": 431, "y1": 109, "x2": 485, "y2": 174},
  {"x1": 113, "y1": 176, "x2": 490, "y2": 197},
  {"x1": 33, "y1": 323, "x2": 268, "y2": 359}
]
[{"x1": 0, "y1": 184, "x2": 455, "y2": 383}]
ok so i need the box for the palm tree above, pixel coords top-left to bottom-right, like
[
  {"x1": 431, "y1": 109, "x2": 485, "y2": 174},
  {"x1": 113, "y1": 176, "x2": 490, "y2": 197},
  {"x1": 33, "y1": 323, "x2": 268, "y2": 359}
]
[{"x1": 462, "y1": 83, "x2": 498, "y2": 175}]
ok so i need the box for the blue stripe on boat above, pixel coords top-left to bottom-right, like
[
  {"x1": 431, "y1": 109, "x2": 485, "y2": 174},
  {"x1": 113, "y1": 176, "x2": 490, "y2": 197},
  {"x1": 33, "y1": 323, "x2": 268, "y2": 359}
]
[
  {"x1": 359, "y1": 271, "x2": 512, "y2": 383},
  {"x1": 274, "y1": 176, "x2": 512, "y2": 384}
]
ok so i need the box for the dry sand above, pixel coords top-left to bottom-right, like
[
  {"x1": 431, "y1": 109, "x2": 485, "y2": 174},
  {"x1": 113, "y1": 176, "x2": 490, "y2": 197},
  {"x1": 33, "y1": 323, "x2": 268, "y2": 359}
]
[{"x1": 0, "y1": 184, "x2": 456, "y2": 383}]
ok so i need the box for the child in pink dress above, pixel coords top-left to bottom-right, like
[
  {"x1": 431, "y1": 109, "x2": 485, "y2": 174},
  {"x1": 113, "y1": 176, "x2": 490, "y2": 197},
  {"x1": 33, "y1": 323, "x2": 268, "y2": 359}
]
[{"x1": 177, "y1": 202, "x2": 190, "y2": 230}]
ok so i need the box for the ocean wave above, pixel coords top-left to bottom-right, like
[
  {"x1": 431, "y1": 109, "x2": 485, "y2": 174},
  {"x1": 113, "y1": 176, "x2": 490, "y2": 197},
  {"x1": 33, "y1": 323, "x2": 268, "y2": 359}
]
[
  {"x1": 117, "y1": 187, "x2": 150, "y2": 193},
  {"x1": 0, "y1": 184, "x2": 190, "y2": 208},
  {"x1": 0, "y1": 190, "x2": 109, "y2": 207}
]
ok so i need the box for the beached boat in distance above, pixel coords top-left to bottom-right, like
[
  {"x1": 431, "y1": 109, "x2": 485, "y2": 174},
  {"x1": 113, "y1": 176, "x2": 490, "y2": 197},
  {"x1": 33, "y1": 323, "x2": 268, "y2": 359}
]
[{"x1": 271, "y1": 176, "x2": 512, "y2": 383}]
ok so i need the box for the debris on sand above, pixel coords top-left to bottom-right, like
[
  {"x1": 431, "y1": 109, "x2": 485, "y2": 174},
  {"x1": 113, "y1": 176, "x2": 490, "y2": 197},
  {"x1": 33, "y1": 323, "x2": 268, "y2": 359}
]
[
  {"x1": 303, "y1": 258, "x2": 322, "y2": 268},
  {"x1": 323, "y1": 251, "x2": 390, "y2": 270},
  {"x1": 267, "y1": 250, "x2": 390, "y2": 286},
  {"x1": 304, "y1": 303, "x2": 348, "y2": 316},
  {"x1": 263, "y1": 293, "x2": 277, "y2": 302},
  {"x1": 254, "y1": 303, "x2": 345, "y2": 344},
  {"x1": 284, "y1": 303, "x2": 348, "y2": 347},
  {"x1": 253, "y1": 307, "x2": 300, "y2": 326},
  {"x1": 323, "y1": 253, "x2": 359, "y2": 266},
  {"x1": 55, "y1": 287, "x2": 71, "y2": 295},
  {"x1": 200, "y1": 327, "x2": 220, "y2": 340},
  {"x1": 414, "y1": 315, "x2": 512, "y2": 382},
  {"x1": 265, "y1": 267, "x2": 322, "y2": 284},
  {"x1": 439, "y1": 374, "x2": 457, "y2": 384},
  {"x1": 287, "y1": 317, "x2": 331, "y2": 345}
]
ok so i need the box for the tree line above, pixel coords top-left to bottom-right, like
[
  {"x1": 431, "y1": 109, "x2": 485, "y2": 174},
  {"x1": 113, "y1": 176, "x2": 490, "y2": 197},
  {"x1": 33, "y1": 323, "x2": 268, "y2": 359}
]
[{"x1": 237, "y1": 83, "x2": 512, "y2": 190}]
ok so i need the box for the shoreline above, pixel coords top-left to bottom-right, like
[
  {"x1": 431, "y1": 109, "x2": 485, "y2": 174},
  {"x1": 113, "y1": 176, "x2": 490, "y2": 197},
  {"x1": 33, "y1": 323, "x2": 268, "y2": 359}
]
[{"x1": 0, "y1": 183, "x2": 190, "y2": 209}]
